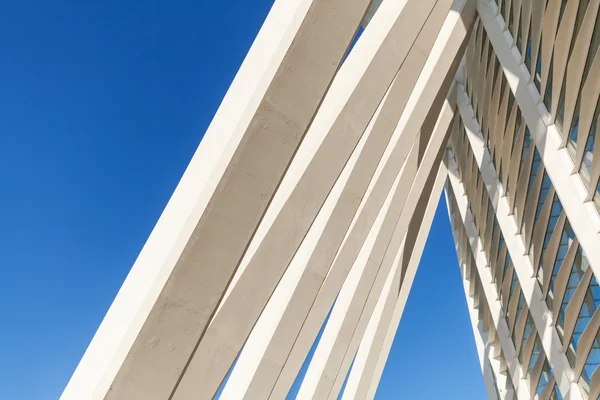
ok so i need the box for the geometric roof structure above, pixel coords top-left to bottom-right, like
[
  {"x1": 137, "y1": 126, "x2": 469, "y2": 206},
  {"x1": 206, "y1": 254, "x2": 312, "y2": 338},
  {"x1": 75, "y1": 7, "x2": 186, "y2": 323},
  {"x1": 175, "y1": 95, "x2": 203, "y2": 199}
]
[{"x1": 61, "y1": 0, "x2": 600, "y2": 399}]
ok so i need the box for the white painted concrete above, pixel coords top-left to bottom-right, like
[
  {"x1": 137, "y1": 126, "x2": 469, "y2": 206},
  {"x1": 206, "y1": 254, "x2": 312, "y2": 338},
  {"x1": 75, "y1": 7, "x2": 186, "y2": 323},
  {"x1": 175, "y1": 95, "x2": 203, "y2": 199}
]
[
  {"x1": 363, "y1": 164, "x2": 447, "y2": 400},
  {"x1": 218, "y1": 71, "x2": 392, "y2": 400},
  {"x1": 456, "y1": 83, "x2": 584, "y2": 400},
  {"x1": 270, "y1": 3, "x2": 476, "y2": 396},
  {"x1": 346, "y1": 163, "x2": 448, "y2": 400},
  {"x1": 452, "y1": 203, "x2": 506, "y2": 400},
  {"x1": 216, "y1": 1, "x2": 456, "y2": 397},
  {"x1": 446, "y1": 156, "x2": 533, "y2": 400},
  {"x1": 297, "y1": 79, "x2": 457, "y2": 398},
  {"x1": 176, "y1": 0, "x2": 422, "y2": 392},
  {"x1": 296, "y1": 170, "x2": 407, "y2": 399},
  {"x1": 61, "y1": 0, "x2": 318, "y2": 397},
  {"x1": 478, "y1": 0, "x2": 600, "y2": 296},
  {"x1": 61, "y1": 1, "x2": 596, "y2": 399},
  {"x1": 62, "y1": 0, "x2": 372, "y2": 398}
]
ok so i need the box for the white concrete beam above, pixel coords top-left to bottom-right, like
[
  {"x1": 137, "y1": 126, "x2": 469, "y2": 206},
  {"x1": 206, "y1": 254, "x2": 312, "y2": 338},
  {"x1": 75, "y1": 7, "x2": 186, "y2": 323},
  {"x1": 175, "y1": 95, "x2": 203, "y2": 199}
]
[
  {"x1": 269, "y1": 3, "x2": 476, "y2": 396},
  {"x1": 323, "y1": 87, "x2": 457, "y2": 400},
  {"x1": 219, "y1": 68, "x2": 392, "y2": 400},
  {"x1": 451, "y1": 202, "x2": 507, "y2": 400},
  {"x1": 231, "y1": 1, "x2": 458, "y2": 397},
  {"x1": 456, "y1": 82, "x2": 584, "y2": 400},
  {"x1": 446, "y1": 155, "x2": 533, "y2": 400},
  {"x1": 62, "y1": 0, "x2": 372, "y2": 399},
  {"x1": 344, "y1": 162, "x2": 448, "y2": 400},
  {"x1": 361, "y1": 164, "x2": 447, "y2": 400},
  {"x1": 296, "y1": 163, "x2": 410, "y2": 399},
  {"x1": 477, "y1": 0, "x2": 600, "y2": 296},
  {"x1": 179, "y1": 0, "x2": 455, "y2": 397}
]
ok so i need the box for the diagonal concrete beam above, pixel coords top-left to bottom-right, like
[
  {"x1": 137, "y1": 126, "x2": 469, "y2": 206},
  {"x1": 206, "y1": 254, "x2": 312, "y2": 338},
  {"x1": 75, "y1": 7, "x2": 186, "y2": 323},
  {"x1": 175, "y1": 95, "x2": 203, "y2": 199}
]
[
  {"x1": 296, "y1": 146, "x2": 418, "y2": 399},
  {"x1": 347, "y1": 162, "x2": 447, "y2": 400},
  {"x1": 446, "y1": 155, "x2": 537, "y2": 400},
  {"x1": 446, "y1": 180, "x2": 511, "y2": 400},
  {"x1": 326, "y1": 95, "x2": 456, "y2": 400},
  {"x1": 218, "y1": 72, "x2": 394, "y2": 400},
  {"x1": 170, "y1": 1, "x2": 452, "y2": 398},
  {"x1": 224, "y1": 2, "x2": 457, "y2": 398},
  {"x1": 454, "y1": 82, "x2": 583, "y2": 400},
  {"x1": 270, "y1": 2, "x2": 476, "y2": 396},
  {"x1": 62, "y1": 0, "x2": 373, "y2": 399}
]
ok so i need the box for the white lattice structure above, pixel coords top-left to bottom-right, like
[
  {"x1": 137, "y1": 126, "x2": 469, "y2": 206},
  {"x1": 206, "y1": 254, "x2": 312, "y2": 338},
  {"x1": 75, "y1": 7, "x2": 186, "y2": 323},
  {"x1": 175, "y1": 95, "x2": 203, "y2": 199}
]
[{"x1": 62, "y1": 0, "x2": 600, "y2": 398}]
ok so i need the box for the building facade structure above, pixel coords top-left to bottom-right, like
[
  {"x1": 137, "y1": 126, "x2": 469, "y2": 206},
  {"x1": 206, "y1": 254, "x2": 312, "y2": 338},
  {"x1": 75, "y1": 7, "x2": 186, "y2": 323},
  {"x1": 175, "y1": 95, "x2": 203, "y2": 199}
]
[{"x1": 62, "y1": 0, "x2": 600, "y2": 399}]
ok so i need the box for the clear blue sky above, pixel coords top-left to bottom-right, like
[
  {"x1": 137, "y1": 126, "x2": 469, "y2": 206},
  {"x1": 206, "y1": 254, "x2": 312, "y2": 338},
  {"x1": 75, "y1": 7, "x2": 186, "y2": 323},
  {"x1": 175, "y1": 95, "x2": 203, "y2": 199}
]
[{"x1": 0, "y1": 1, "x2": 487, "y2": 399}]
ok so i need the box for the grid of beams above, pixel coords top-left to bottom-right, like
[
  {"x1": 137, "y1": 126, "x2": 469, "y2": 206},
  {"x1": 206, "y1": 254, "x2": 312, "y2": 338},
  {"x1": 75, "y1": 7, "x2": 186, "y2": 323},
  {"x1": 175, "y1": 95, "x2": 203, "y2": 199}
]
[
  {"x1": 446, "y1": 163, "x2": 515, "y2": 400},
  {"x1": 62, "y1": 1, "x2": 477, "y2": 399},
  {"x1": 61, "y1": 0, "x2": 600, "y2": 399},
  {"x1": 447, "y1": 5, "x2": 600, "y2": 397},
  {"x1": 491, "y1": 0, "x2": 600, "y2": 209}
]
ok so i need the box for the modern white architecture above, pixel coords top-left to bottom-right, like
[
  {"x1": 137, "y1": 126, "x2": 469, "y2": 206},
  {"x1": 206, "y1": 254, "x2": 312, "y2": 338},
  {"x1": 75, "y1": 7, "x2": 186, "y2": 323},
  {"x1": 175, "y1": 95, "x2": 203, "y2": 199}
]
[{"x1": 62, "y1": 0, "x2": 600, "y2": 398}]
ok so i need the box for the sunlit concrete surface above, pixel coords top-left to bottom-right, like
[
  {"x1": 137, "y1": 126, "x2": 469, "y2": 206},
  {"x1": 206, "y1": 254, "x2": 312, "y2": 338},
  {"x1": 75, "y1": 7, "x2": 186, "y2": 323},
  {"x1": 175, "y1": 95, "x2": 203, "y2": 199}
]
[{"x1": 62, "y1": 0, "x2": 600, "y2": 398}]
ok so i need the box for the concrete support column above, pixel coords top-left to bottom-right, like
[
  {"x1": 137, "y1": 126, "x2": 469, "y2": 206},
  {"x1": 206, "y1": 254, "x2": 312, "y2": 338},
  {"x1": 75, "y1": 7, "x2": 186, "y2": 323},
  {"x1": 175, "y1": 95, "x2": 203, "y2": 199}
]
[
  {"x1": 361, "y1": 164, "x2": 448, "y2": 400},
  {"x1": 477, "y1": 0, "x2": 600, "y2": 287},
  {"x1": 59, "y1": 1, "x2": 521, "y2": 399},
  {"x1": 295, "y1": 162, "x2": 410, "y2": 400},
  {"x1": 325, "y1": 87, "x2": 457, "y2": 399},
  {"x1": 63, "y1": 0, "x2": 372, "y2": 399},
  {"x1": 300, "y1": 91, "x2": 455, "y2": 398},
  {"x1": 344, "y1": 163, "x2": 448, "y2": 400},
  {"x1": 219, "y1": 0, "x2": 454, "y2": 397},
  {"x1": 269, "y1": 4, "x2": 476, "y2": 397},
  {"x1": 219, "y1": 67, "x2": 394, "y2": 400}
]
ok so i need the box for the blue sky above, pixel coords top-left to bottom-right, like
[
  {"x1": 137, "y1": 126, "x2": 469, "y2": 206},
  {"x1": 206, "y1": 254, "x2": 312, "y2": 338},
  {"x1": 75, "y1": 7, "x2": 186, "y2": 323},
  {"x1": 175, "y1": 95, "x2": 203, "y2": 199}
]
[{"x1": 0, "y1": 1, "x2": 486, "y2": 399}]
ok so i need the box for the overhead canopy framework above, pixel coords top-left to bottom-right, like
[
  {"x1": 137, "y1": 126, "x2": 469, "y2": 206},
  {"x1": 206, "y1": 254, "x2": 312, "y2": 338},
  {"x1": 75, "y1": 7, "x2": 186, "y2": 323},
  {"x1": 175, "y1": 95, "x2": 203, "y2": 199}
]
[{"x1": 62, "y1": 0, "x2": 600, "y2": 399}]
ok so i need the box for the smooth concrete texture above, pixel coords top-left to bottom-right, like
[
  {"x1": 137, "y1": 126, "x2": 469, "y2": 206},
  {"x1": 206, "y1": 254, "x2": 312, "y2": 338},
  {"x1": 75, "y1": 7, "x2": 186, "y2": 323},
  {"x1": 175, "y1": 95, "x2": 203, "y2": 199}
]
[
  {"x1": 295, "y1": 158, "x2": 411, "y2": 399},
  {"x1": 252, "y1": 8, "x2": 454, "y2": 400},
  {"x1": 269, "y1": 140, "x2": 420, "y2": 399},
  {"x1": 343, "y1": 235, "x2": 404, "y2": 400},
  {"x1": 270, "y1": 4, "x2": 476, "y2": 396},
  {"x1": 172, "y1": 1, "x2": 449, "y2": 397},
  {"x1": 217, "y1": 79, "x2": 390, "y2": 400},
  {"x1": 62, "y1": 0, "x2": 323, "y2": 397},
  {"x1": 64, "y1": 0, "x2": 600, "y2": 398},
  {"x1": 345, "y1": 162, "x2": 448, "y2": 400},
  {"x1": 113, "y1": 0, "x2": 372, "y2": 397},
  {"x1": 300, "y1": 86, "x2": 456, "y2": 399},
  {"x1": 63, "y1": 0, "x2": 372, "y2": 398},
  {"x1": 364, "y1": 164, "x2": 448, "y2": 400},
  {"x1": 60, "y1": 0, "x2": 320, "y2": 398},
  {"x1": 224, "y1": 1, "x2": 455, "y2": 398}
]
